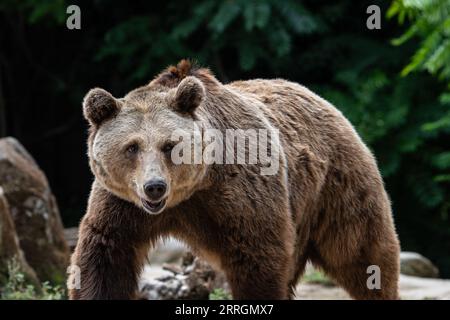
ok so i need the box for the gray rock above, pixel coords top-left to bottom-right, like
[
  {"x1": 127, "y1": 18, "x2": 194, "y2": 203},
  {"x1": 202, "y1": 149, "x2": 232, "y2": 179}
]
[
  {"x1": 63, "y1": 227, "x2": 78, "y2": 251},
  {"x1": 149, "y1": 238, "x2": 187, "y2": 265},
  {"x1": 0, "y1": 190, "x2": 40, "y2": 288},
  {"x1": 400, "y1": 252, "x2": 439, "y2": 278},
  {"x1": 0, "y1": 137, "x2": 69, "y2": 284},
  {"x1": 139, "y1": 252, "x2": 229, "y2": 300}
]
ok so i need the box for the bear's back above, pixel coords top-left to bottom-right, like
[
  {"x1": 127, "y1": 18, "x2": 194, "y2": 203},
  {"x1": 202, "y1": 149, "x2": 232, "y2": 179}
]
[{"x1": 226, "y1": 78, "x2": 360, "y2": 163}]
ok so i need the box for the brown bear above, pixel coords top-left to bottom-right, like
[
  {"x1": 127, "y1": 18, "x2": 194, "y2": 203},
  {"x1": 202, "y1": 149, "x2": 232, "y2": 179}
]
[{"x1": 68, "y1": 60, "x2": 400, "y2": 300}]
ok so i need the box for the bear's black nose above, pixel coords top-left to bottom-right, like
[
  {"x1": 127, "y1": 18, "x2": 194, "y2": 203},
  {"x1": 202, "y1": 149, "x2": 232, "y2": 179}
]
[{"x1": 144, "y1": 179, "x2": 167, "y2": 200}]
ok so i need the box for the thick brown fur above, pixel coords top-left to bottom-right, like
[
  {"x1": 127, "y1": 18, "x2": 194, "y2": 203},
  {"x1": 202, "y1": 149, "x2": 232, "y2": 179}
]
[{"x1": 69, "y1": 59, "x2": 400, "y2": 300}]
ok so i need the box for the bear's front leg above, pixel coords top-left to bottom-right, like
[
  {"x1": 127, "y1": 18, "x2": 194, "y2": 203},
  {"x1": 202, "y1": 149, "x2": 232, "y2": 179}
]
[{"x1": 68, "y1": 183, "x2": 159, "y2": 299}]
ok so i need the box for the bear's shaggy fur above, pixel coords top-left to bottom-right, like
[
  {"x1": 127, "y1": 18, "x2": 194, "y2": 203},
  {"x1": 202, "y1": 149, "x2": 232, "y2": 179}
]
[{"x1": 69, "y1": 60, "x2": 400, "y2": 300}]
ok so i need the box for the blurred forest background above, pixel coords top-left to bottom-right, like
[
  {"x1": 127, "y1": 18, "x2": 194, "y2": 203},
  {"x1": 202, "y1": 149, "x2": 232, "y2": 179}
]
[{"x1": 0, "y1": 0, "x2": 449, "y2": 277}]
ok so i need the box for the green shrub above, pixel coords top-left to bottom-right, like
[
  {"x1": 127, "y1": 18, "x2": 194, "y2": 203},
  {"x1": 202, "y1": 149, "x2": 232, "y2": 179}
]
[
  {"x1": 0, "y1": 259, "x2": 65, "y2": 300},
  {"x1": 302, "y1": 269, "x2": 335, "y2": 287},
  {"x1": 209, "y1": 288, "x2": 231, "y2": 300}
]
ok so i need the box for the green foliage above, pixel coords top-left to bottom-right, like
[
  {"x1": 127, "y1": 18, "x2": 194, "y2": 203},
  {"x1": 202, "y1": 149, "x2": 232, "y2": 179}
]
[
  {"x1": 389, "y1": 0, "x2": 450, "y2": 78},
  {"x1": 389, "y1": 0, "x2": 450, "y2": 136},
  {"x1": 385, "y1": 0, "x2": 450, "y2": 275},
  {"x1": 209, "y1": 288, "x2": 231, "y2": 300},
  {"x1": 387, "y1": 0, "x2": 450, "y2": 220},
  {"x1": 0, "y1": 0, "x2": 66, "y2": 24},
  {"x1": 0, "y1": 259, "x2": 65, "y2": 300},
  {"x1": 302, "y1": 269, "x2": 335, "y2": 287},
  {"x1": 96, "y1": 0, "x2": 325, "y2": 80}
]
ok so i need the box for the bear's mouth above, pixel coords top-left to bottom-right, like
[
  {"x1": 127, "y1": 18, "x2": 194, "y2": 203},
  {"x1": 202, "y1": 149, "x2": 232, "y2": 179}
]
[{"x1": 141, "y1": 198, "x2": 166, "y2": 214}]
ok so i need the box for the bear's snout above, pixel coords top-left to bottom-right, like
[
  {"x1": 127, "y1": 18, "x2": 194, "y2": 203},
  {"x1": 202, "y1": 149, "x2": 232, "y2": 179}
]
[
  {"x1": 141, "y1": 178, "x2": 168, "y2": 214},
  {"x1": 144, "y1": 179, "x2": 167, "y2": 201}
]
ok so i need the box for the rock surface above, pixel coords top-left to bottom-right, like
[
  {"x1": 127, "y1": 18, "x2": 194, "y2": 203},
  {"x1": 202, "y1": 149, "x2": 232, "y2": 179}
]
[
  {"x1": 148, "y1": 238, "x2": 187, "y2": 264},
  {"x1": 400, "y1": 251, "x2": 439, "y2": 278},
  {"x1": 139, "y1": 241, "x2": 450, "y2": 300},
  {"x1": 0, "y1": 190, "x2": 40, "y2": 287},
  {"x1": 63, "y1": 227, "x2": 78, "y2": 251},
  {"x1": 0, "y1": 137, "x2": 69, "y2": 283},
  {"x1": 295, "y1": 274, "x2": 450, "y2": 300},
  {"x1": 139, "y1": 258, "x2": 450, "y2": 300},
  {"x1": 139, "y1": 252, "x2": 229, "y2": 300}
]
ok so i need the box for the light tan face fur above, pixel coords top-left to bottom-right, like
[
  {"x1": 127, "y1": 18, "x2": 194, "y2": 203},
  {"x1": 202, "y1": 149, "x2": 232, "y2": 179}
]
[{"x1": 88, "y1": 88, "x2": 208, "y2": 214}]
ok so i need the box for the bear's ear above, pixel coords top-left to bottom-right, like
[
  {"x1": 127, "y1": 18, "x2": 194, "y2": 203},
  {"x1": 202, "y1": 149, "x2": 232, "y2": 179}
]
[
  {"x1": 83, "y1": 88, "x2": 119, "y2": 126},
  {"x1": 172, "y1": 76, "x2": 205, "y2": 114}
]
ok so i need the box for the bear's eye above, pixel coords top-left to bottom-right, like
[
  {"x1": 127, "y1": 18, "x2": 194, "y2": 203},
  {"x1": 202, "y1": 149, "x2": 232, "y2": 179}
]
[
  {"x1": 161, "y1": 142, "x2": 175, "y2": 155},
  {"x1": 126, "y1": 143, "x2": 139, "y2": 155}
]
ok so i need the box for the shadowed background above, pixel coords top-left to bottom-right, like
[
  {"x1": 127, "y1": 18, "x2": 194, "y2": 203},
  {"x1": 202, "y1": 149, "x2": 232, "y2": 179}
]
[{"x1": 0, "y1": 0, "x2": 449, "y2": 276}]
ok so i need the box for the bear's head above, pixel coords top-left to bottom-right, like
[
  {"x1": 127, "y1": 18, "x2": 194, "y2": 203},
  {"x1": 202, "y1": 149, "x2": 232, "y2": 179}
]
[{"x1": 83, "y1": 60, "x2": 215, "y2": 214}]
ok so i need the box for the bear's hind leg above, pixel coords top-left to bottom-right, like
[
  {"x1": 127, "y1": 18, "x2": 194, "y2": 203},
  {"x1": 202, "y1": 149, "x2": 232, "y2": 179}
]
[
  {"x1": 310, "y1": 213, "x2": 400, "y2": 299},
  {"x1": 315, "y1": 252, "x2": 400, "y2": 300}
]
